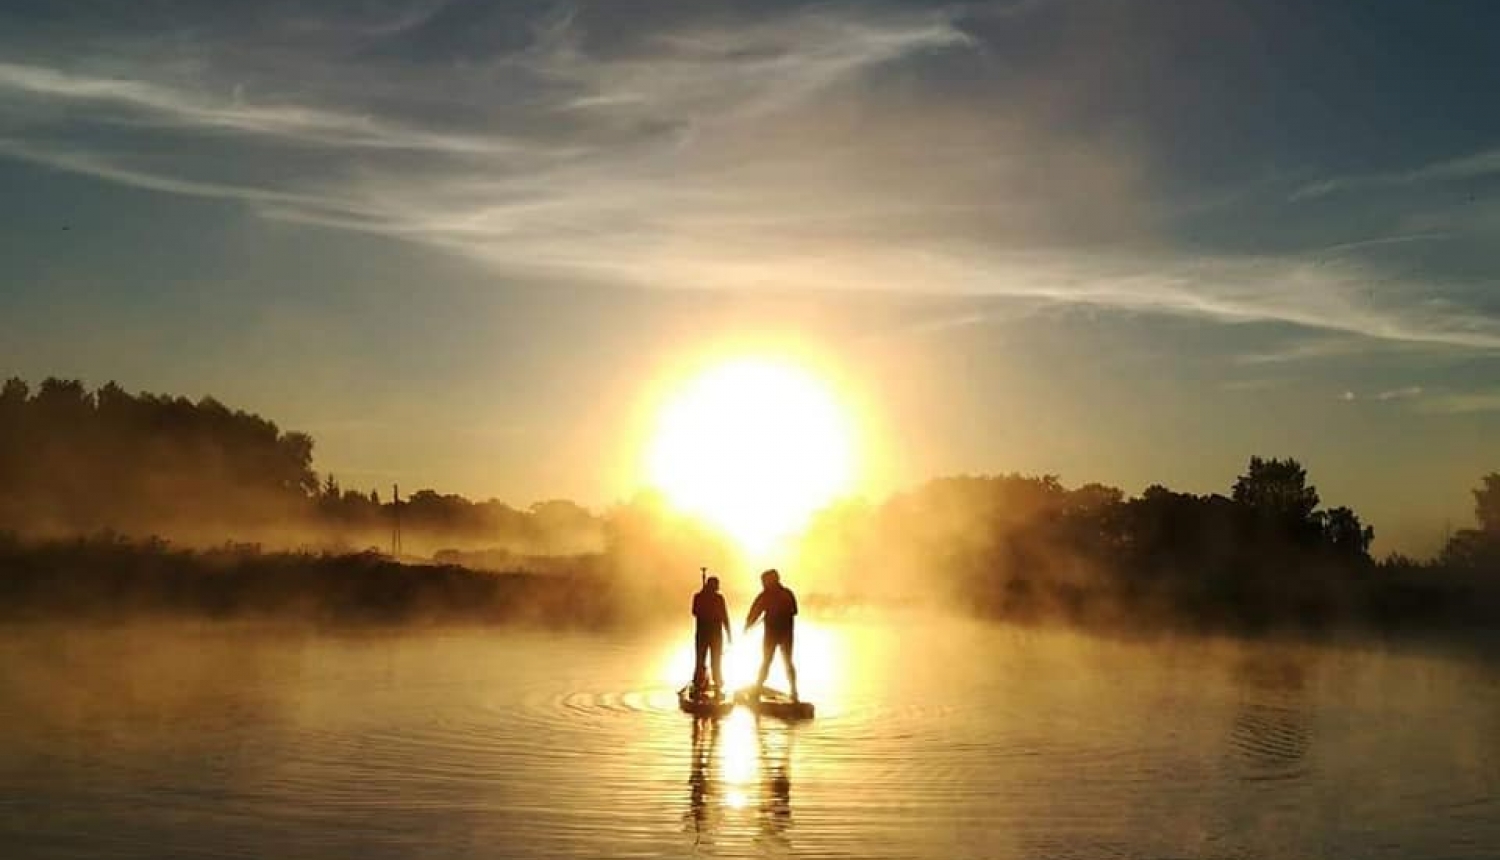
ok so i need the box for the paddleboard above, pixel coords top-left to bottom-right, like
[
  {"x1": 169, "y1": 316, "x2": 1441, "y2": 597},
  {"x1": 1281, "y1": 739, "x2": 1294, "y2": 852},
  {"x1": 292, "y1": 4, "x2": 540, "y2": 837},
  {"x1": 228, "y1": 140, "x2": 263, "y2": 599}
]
[
  {"x1": 678, "y1": 685, "x2": 734, "y2": 718},
  {"x1": 733, "y1": 686, "x2": 814, "y2": 720}
]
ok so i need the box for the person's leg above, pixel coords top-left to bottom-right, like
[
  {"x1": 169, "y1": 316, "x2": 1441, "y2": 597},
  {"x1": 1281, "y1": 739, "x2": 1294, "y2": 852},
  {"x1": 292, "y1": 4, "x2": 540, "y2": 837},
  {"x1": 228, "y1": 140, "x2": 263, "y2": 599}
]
[
  {"x1": 756, "y1": 635, "x2": 775, "y2": 695},
  {"x1": 708, "y1": 635, "x2": 724, "y2": 691},
  {"x1": 781, "y1": 630, "x2": 799, "y2": 701},
  {"x1": 693, "y1": 632, "x2": 710, "y2": 692}
]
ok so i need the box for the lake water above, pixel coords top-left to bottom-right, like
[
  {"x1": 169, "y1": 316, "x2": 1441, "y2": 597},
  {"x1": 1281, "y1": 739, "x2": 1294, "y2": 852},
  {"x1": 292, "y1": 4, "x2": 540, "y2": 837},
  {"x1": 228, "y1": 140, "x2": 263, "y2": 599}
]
[{"x1": 2, "y1": 614, "x2": 1498, "y2": 859}]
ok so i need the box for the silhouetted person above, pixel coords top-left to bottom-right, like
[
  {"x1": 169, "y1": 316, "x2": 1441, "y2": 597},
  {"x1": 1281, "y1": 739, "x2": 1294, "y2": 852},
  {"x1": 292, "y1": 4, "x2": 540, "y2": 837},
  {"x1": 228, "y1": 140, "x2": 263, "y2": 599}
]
[
  {"x1": 745, "y1": 568, "x2": 799, "y2": 701},
  {"x1": 692, "y1": 575, "x2": 732, "y2": 694}
]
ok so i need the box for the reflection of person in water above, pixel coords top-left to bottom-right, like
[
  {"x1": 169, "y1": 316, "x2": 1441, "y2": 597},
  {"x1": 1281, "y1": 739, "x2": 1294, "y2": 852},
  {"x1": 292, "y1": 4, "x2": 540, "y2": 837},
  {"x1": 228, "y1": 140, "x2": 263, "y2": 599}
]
[
  {"x1": 685, "y1": 717, "x2": 721, "y2": 840},
  {"x1": 756, "y1": 717, "x2": 793, "y2": 841},
  {"x1": 745, "y1": 569, "x2": 799, "y2": 701},
  {"x1": 684, "y1": 715, "x2": 796, "y2": 848}
]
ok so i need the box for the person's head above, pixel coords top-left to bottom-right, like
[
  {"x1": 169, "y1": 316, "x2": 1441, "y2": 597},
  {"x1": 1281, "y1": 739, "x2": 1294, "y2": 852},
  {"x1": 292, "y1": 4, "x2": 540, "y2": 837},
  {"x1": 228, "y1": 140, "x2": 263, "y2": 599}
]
[
  {"x1": 760, "y1": 568, "x2": 780, "y2": 589},
  {"x1": 704, "y1": 575, "x2": 720, "y2": 593}
]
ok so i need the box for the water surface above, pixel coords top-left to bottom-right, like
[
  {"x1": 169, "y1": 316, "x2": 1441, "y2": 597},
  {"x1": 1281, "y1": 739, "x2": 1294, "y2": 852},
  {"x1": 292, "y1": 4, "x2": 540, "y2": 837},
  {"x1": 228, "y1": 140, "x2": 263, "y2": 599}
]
[{"x1": 2, "y1": 615, "x2": 1497, "y2": 858}]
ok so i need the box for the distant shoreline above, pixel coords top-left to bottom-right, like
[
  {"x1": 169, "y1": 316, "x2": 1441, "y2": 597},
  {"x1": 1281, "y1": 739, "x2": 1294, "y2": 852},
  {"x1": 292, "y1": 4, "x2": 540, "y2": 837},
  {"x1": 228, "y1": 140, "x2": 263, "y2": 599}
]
[
  {"x1": 0, "y1": 534, "x2": 624, "y2": 628},
  {"x1": 3, "y1": 534, "x2": 1498, "y2": 657}
]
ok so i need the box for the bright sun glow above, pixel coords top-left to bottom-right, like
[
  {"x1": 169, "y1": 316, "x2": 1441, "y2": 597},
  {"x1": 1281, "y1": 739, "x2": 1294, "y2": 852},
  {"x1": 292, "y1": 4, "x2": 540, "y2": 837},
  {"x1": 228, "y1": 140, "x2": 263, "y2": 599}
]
[{"x1": 646, "y1": 357, "x2": 857, "y2": 556}]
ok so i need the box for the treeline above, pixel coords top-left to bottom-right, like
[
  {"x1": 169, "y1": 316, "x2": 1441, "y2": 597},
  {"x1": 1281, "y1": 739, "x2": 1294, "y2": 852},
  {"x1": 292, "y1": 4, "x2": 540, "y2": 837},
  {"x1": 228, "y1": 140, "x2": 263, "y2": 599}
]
[
  {"x1": 0, "y1": 378, "x2": 603, "y2": 554},
  {"x1": 0, "y1": 378, "x2": 315, "y2": 535},
  {"x1": 1432, "y1": 473, "x2": 1500, "y2": 572},
  {"x1": 800, "y1": 458, "x2": 1500, "y2": 635},
  {"x1": 314, "y1": 484, "x2": 602, "y2": 556},
  {"x1": 2, "y1": 376, "x2": 1498, "y2": 636}
]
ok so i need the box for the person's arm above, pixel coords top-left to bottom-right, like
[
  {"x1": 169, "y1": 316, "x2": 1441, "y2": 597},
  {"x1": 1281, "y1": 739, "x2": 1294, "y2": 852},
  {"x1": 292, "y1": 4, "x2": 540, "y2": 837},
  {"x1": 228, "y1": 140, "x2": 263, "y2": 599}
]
[
  {"x1": 789, "y1": 590, "x2": 798, "y2": 618},
  {"x1": 744, "y1": 593, "x2": 765, "y2": 632},
  {"x1": 719, "y1": 596, "x2": 732, "y2": 642}
]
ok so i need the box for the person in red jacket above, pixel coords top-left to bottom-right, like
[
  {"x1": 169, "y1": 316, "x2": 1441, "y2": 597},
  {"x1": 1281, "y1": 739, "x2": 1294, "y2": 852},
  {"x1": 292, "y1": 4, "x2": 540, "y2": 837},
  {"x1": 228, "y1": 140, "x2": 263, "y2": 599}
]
[
  {"x1": 745, "y1": 568, "x2": 799, "y2": 702},
  {"x1": 691, "y1": 575, "x2": 732, "y2": 694}
]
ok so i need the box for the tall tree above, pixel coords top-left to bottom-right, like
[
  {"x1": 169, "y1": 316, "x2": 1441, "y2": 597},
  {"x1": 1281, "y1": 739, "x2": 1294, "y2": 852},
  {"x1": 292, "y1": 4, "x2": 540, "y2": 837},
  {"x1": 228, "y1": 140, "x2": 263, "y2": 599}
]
[
  {"x1": 1474, "y1": 473, "x2": 1500, "y2": 535},
  {"x1": 1232, "y1": 456, "x2": 1321, "y2": 524},
  {"x1": 1322, "y1": 506, "x2": 1374, "y2": 556}
]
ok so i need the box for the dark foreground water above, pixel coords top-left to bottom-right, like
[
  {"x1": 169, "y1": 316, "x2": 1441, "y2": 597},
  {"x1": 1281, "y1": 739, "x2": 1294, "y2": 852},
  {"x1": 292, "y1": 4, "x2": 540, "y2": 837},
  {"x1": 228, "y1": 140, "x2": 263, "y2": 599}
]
[{"x1": 1, "y1": 614, "x2": 1497, "y2": 859}]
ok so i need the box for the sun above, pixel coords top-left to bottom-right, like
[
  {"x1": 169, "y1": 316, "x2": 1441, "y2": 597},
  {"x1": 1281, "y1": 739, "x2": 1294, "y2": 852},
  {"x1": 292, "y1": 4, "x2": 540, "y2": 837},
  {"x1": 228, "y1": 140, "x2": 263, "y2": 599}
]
[{"x1": 645, "y1": 357, "x2": 857, "y2": 557}]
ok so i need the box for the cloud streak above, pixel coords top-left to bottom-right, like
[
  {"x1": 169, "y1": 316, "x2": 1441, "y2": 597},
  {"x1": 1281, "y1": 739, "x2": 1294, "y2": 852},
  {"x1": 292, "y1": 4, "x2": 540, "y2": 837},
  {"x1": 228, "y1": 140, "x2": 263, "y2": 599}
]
[
  {"x1": 2, "y1": 1, "x2": 1498, "y2": 353},
  {"x1": 1419, "y1": 391, "x2": 1500, "y2": 414},
  {"x1": 0, "y1": 138, "x2": 362, "y2": 211},
  {"x1": 0, "y1": 62, "x2": 534, "y2": 157},
  {"x1": 537, "y1": 7, "x2": 972, "y2": 123},
  {"x1": 1375, "y1": 386, "x2": 1424, "y2": 401},
  {"x1": 1293, "y1": 146, "x2": 1500, "y2": 200}
]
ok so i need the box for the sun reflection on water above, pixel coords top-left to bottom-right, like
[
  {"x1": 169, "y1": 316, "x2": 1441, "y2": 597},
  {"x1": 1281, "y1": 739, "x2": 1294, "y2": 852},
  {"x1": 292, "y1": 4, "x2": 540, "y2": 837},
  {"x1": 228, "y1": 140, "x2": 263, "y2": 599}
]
[
  {"x1": 662, "y1": 616, "x2": 889, "y2": 850},
  {"x1": 680, "y1": 708, "x2": 800, "y2": 846},
  {"x1": 721, "y1": 710, "x2": 760, "y2": 786}
]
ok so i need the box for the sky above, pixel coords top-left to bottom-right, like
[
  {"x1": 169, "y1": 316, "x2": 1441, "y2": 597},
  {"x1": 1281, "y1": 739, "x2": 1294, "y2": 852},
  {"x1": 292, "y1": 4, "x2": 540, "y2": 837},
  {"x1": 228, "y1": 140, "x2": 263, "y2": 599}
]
[{"x1": 2, "y1": 0, "x2": 1498, "y2": 556}]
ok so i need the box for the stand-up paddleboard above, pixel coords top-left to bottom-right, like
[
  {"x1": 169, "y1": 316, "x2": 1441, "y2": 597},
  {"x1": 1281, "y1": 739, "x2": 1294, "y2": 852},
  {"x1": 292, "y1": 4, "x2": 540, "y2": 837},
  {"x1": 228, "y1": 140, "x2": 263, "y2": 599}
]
[
  {"x1": 678, "y1": 685, "x2": 734, "y2": 718},
  {"x1": 734, "y1": 686, "x2": 814, "y2": 720}
]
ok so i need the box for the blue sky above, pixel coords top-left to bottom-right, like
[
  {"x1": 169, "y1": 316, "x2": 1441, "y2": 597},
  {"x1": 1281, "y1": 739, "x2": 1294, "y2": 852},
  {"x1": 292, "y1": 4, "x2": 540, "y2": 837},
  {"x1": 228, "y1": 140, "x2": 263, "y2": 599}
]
[{"x1": 2, "y1": 0, "x2": 1498, "y2": 554}]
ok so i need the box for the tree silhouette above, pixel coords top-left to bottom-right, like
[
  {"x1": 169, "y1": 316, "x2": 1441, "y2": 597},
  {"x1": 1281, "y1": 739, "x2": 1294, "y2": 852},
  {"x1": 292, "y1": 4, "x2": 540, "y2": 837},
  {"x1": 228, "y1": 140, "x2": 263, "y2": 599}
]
[
  {"x1": 1321, "y1": 506, "x2": 1374, "y2": 556},
  {"x1": 0, "y1": 378, "x2": 319, "y2": 536},
  {"x1": 1232, "y1": 457, "x2": 1320, "y2": 524},
  {"x1": 0, "y1": 378, "x2": 612, "y2": 553},
  {"x1": 1474, "y1": 473, "x2": 1500, "y2": 535},
  {"x1": 1439, "y1": 473, "x2": 1500, "y2": 572}
]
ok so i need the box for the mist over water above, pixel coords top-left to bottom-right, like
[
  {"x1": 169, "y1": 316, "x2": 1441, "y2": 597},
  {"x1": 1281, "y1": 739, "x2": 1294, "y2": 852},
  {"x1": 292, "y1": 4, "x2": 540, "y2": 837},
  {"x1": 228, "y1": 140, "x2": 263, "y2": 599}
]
[{"x1": 3, "y1": 614, "x2": 1497, "y2": 860}]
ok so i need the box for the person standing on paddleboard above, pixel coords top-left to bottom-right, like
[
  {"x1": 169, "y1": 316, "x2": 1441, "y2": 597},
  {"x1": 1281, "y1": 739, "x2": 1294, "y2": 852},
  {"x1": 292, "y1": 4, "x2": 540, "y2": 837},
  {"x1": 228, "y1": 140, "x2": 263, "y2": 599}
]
[
  {"x1": 745, "y1": 568, "x2": 799, "y2": 702},
  {"x1": 692, "y1": 576, "x2": 732, "y2": 695}
]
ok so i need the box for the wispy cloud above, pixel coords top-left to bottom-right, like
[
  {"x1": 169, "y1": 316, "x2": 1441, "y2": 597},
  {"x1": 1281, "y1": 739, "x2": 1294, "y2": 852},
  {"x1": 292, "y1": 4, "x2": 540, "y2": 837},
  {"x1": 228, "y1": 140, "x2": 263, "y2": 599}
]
[
  {"x1": 1375, "y1": 386, "x2": 1424, "y2": 401},
  {"x1": 0, "y1": 61, "x2": 526, "y2": 156},
  {"x1": 0, "y1": 138, "x2": 358, "y2": 210},
  {"x1": 1221, "y1": 378, "x2": 1289, "y2": 393},
  {"x1": 1235, "y1": 337, "x2": 1381, "y2": 366},
  {"x1": 1417, "y1": 390, "x2": 1500, "y2": 415},
  {"x1": 1303, "y1": 232, "x2": 1452, "y2": 257},
  {"x1": 1340, "y1": 386, "x2": 1426, "y2": 403},
  {"x1": 1293, "y1": 147, "x2": 1500, "y2": 200},
  {"x1": 536, "y1": 6, "x2": 972, "y2": 123},
  {"x1": 2, "y1": 2, "x2": 1499, "y2": 354}
]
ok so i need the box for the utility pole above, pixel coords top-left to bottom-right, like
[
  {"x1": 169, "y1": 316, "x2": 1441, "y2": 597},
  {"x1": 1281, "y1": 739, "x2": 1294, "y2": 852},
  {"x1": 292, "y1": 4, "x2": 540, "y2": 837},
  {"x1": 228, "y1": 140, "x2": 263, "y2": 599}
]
[{"x1": 392, "y1": 482, "x2": 402, "y2": 558}]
